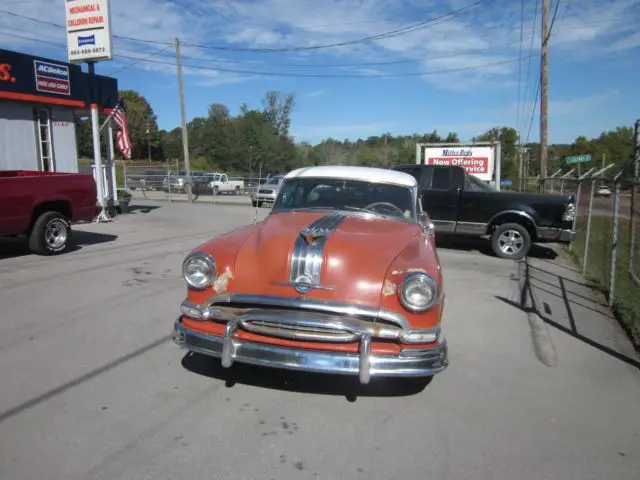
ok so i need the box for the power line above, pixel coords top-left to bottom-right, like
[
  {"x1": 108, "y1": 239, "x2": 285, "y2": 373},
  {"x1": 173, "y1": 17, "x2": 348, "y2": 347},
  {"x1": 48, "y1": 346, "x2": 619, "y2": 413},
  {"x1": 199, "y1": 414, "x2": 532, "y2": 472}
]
[
  {"x1": 2, "y1": 29, "x2": 535, "y2": 79},
  {"x1": 112, "y1": 52, "x2": 538, "y2": 78},
  {"x1": 520, "y1": 0, "x2": 540, "y2": 139},
  {"x1": 3, "y1": 23, "x2": 524, "y2": 69},
  {"x1": 0, "y1": 0, "x2": 491, "y2": 53},
  {"x1": 516, "y1": 0, "x2": 525, "y2": 140},
  {"x1": 105, "y1": 45, "x2": 172, "y2": 76},
  {"x1": 160, "y1": 42, "x2": 523, "y2": 68}
]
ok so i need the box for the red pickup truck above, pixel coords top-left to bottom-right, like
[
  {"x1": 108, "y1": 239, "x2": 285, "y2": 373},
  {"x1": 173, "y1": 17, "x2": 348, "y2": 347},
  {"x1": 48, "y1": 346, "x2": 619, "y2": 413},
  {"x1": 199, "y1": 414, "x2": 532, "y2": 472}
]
[{"x1": 0, "y1": 170, "x2": 101, "y2": 255}]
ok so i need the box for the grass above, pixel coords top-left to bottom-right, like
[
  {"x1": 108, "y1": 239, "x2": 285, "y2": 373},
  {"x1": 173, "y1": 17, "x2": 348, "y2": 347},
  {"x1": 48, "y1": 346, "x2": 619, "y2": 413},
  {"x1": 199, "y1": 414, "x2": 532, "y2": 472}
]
[{"x1": 569, "y1": 212, "x2": 640, "y2": 348}]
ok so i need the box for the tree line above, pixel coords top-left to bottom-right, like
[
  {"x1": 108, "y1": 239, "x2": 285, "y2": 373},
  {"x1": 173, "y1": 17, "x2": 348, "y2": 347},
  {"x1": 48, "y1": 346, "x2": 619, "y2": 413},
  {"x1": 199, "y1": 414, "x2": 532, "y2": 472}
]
[{"x1": 75, "y1": 89, "x2": 637, "y2": 179}]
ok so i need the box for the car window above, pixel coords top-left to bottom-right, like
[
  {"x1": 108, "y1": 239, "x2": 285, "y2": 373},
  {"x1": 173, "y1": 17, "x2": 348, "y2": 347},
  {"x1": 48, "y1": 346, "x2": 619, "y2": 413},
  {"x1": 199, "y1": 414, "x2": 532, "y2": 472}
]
[
  {"x1": 466, "y1": 174, "x2": 496, "y2": 192},
  {"x1": 431, "y1": 168, "x2": 451, "y2": 190},
  {"x1": 273, "y1": 177, "x2": 416, "y2": 220}
]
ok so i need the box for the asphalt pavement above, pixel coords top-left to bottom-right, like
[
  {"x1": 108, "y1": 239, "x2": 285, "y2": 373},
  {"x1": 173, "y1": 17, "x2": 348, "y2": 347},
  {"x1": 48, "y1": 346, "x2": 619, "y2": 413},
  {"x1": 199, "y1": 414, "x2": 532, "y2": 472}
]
[{"x1": 0, "y1": 200, "x2": 638, "y2": 480}]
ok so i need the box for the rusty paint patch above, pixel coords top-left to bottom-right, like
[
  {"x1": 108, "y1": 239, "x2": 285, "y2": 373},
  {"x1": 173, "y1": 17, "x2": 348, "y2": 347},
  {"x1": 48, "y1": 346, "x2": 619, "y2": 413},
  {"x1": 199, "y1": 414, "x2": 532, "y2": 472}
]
[
  {"x1": 390, "y1": 267, "x2": 427, "y2": 276},
  {"x1": 382, "y1": 279, "x2": 396, "y2": 296},
  {"x1": 213, "y1": 266, "x2": 234, "y2": 293}
]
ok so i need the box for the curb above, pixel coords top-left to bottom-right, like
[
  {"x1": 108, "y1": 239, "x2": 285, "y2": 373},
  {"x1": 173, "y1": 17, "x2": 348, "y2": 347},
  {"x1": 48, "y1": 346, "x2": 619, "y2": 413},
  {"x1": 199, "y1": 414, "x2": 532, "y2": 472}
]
[
  {"x1": 133, "y1": 198, "x2": 253, "y2": 208},
  {"x1": 517, "y1": 260, "x2": 559, "y2": 368}
]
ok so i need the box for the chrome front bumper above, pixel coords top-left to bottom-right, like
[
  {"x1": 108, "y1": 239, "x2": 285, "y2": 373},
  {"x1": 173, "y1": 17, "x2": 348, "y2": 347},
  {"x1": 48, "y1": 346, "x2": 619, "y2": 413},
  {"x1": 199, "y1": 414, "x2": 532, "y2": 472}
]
[
  {"x1": 536, "y1": 227, "x2": 575, "y2": 243},
  {"x1": 173, "y1": 317, "x2": 448, "y2": 384}
]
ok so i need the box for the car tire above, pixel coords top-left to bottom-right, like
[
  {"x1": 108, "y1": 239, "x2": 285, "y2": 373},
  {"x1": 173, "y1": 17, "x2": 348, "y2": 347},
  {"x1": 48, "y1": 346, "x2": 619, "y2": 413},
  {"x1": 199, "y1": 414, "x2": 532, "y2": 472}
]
[
  {"x1": 28, "y1": 211, "x2": 72, "y2": 255},
  {"x1": 251, "y1": 200, "x2": 258, "y2": 207},
  {"x1": 490, "y1": 222, "x2": 531, "y2": 260}
]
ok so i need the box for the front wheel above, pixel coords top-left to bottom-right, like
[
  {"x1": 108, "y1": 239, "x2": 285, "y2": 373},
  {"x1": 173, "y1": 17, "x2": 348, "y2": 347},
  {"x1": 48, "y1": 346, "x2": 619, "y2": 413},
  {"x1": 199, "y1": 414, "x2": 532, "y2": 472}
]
[
  {"x1": 28, "y1": 211, "x2": 72, "y2": 255},
  {"x1": 490, "y1": 222, "x2": 531, "y2": 260}
]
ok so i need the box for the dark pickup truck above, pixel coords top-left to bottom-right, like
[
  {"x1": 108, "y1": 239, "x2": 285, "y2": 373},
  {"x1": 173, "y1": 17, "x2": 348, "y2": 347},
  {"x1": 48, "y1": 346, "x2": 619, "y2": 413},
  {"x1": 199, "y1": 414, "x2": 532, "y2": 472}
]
[
  {"x1": 392, "y1": 164, "x2": 576, "y2": 260},
  {"x1": 0, "y1": 170, "x2": 100, "y2": 255}
]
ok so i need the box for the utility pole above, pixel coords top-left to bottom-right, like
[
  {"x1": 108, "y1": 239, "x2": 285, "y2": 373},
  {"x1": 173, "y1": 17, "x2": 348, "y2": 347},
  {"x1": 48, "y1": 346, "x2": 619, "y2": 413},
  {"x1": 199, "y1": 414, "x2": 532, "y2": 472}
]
[
  {"x1": 518, "y1": 146, "x2": 524, "y2": 192},
  {"x1": 384, "y1": 135, "x2": 388, "y2": 166},
  {"x1": 175, "y1": 37, "x2": 193, "y2": 203},
  {"x1": 146, "y1": 122, "x2": 151, "y2": 162},
  {"x1": 539, "y1": 0, "x2": 549, "y2": 193}
]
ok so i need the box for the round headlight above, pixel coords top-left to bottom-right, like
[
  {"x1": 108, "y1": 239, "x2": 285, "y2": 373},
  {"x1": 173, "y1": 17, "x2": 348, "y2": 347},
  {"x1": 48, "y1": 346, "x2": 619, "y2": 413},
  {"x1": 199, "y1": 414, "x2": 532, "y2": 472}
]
[
  {"x1": 182, "y1": 251, "x2": 216, "y2": 289},
  {"x1": 398, "y1": 272, "x2": 438, "y2": 312}
]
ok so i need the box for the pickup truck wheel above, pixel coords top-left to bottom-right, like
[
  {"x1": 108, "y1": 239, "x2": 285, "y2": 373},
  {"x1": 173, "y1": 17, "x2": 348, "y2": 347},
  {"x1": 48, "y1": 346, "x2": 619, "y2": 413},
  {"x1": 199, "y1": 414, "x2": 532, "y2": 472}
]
[
  {"x1": 490, "y1": 222, "x2": 531, "y2": 260},
  {"x1": 29, "y1": 212, "x2": 72, "y2": 255}
]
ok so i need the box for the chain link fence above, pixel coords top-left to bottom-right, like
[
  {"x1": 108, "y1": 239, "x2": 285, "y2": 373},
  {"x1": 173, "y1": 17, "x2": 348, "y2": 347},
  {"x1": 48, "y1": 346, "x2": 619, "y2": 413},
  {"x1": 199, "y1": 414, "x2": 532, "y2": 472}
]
[
  {"x1": 111, "y1": 163, "x2": 283, "y2": 205},
  {"x1": 543, "y1": 119, "x2": 640, "y2": 346}
]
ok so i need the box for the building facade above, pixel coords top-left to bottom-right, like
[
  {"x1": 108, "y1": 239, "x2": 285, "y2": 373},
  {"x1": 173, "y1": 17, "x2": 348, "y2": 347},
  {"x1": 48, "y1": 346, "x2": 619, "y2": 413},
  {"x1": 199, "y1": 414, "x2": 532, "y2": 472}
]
[{"x1": 0, "y1": 48, "x2": 117, "y2": 173}]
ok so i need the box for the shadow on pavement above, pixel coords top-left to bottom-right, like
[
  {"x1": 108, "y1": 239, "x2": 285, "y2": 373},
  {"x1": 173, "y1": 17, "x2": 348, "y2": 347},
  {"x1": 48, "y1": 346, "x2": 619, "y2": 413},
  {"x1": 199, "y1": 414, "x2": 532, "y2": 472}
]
[
  {"x1": 0, "y1": 335, "x2": 171, "y2": 424},
  {"x1": 180, "y1": 351, "x2": 433, "y2": 401},
  {"x1": 127, "y1": 205, "x2": 162, "y2": 214},
  {"x1": 496, "y1": 259, "x2": 640, "y2": 369},
  {"x1": 0, "y1": 230, "x2": 119, "y2": 260},
  {"x1": 435, "y1": 234, "x2": 559, "y2": 260}
]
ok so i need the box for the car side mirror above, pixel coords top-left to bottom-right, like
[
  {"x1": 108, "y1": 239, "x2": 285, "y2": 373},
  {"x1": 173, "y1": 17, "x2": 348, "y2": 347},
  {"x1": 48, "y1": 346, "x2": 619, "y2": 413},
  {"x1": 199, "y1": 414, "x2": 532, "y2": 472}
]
[{"x1": 419, "y1": 212, "x2": 435, "y2": 235}]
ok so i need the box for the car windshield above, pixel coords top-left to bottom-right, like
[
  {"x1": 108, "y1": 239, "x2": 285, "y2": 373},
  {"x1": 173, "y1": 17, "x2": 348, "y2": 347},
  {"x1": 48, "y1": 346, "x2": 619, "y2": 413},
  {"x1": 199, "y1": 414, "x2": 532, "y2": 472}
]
[
  {"x1": 466, "y1": 174, "x2": 496, "y2": 192},
  {"x1": 265, "y1": 176, "x2": 283, "y2": 185},
  {"x1": 272, "y1": 177, "x2": 416, "y2": 220}
]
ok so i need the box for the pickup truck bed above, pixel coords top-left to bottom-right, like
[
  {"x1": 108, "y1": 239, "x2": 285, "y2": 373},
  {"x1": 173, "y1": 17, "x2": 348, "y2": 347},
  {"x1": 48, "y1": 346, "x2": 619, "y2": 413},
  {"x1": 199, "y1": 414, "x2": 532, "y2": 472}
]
[{"x1": 0, "y1": 170, "x2": 100, "y2": 255}]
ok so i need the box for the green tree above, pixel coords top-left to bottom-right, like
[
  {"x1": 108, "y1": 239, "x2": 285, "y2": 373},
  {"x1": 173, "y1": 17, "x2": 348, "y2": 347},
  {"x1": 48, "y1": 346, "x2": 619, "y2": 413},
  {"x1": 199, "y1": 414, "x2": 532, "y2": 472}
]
[{"x1": 118, "y1": 90, "x2": 160, "y2": 160}]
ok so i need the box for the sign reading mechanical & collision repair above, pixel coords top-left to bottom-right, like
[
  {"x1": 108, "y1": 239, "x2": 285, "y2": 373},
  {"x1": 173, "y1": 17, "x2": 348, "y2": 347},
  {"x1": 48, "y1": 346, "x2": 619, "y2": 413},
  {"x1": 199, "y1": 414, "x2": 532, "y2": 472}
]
[
  {"x1": 422, "y1": 146, "x2": 496, "y2": 182},
  {"x1": 64, "y1": 0, "x2": 113, "y2": 63}
]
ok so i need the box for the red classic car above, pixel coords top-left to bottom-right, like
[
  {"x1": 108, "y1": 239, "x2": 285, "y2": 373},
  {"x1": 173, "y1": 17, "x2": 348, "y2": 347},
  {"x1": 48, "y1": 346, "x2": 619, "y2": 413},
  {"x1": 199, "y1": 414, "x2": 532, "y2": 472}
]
[{"x1": 172, "y1": 165, "x2": 448, "y2": 384}]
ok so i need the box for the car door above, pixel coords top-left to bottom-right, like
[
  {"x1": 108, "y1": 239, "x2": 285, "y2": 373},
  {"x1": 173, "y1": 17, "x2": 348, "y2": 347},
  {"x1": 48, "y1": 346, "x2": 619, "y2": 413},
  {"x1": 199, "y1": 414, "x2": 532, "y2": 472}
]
[{"x1": 420, "y1": 166, "x2": 459, "y2": 233}]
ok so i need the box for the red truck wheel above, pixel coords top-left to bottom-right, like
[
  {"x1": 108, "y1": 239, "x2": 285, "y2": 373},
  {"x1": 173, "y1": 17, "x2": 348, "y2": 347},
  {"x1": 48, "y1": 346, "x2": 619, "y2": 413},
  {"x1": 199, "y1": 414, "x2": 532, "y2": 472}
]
[{"x1": 28, "y1": 212, "x2": 72, "y2": 255}]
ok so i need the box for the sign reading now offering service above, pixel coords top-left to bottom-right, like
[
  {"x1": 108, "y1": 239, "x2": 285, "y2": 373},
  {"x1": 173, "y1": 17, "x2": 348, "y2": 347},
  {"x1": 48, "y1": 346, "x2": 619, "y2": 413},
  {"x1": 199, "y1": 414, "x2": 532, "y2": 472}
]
[
  {"x1": 423, "y1": 146, "x2": 496, "y2": 182},
  {"x1": 64, "y1": 0, "x2": 113, "y2": 63}
]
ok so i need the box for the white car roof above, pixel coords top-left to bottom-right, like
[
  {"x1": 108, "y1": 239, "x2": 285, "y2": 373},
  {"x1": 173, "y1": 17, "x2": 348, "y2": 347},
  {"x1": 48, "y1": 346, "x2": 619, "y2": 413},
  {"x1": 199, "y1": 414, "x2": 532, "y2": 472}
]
[{"x1": 284, "y1": 165, "x2": 417, "y2": 188}]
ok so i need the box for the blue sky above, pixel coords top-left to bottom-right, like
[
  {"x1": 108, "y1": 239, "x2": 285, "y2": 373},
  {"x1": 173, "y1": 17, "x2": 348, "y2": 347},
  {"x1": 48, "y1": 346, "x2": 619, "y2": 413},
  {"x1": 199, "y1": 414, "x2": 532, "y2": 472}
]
[{"x1": 1, "y1": 0, "x2": 639, "y2": 145}]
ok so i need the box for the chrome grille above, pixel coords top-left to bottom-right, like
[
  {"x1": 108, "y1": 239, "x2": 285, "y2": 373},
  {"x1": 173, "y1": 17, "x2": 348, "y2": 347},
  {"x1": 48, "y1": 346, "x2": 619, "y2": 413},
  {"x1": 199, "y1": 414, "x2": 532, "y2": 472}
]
[{"x1": 202, "y1": 303, "x2": 403, "y2": 343}]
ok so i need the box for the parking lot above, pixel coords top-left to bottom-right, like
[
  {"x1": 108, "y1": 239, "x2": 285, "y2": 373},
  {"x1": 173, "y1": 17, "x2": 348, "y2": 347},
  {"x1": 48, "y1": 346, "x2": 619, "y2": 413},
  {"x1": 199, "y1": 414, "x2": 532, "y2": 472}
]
[{"x1": 1, "y1": 200, "x2": 639, "y2": 480}]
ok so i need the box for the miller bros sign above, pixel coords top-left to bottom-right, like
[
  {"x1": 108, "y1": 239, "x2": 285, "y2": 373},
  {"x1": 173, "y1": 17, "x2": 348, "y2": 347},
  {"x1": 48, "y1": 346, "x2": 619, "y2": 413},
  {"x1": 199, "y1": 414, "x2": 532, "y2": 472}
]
[
  {"x1": 420, "y1": 145, "x2": 497, "y2": 182},
  {"x1": 64, "y1": 0, "x2": 113, "y2": 63}
]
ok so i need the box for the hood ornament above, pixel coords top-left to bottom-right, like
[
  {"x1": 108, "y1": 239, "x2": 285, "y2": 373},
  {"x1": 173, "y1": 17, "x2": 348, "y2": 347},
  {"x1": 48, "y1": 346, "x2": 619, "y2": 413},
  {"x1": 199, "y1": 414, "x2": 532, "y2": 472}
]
[
  {"x1": 293, "y1": 275, "x2": 313, "y2": 294},
  {"x1": 300, "y1": 227, "x2": 329, "y2": 245}
]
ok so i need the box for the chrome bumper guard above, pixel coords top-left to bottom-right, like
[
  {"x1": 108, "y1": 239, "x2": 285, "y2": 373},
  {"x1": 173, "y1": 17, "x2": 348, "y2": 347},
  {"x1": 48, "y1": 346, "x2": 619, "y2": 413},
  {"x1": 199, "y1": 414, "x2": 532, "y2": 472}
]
[
  {"x1": 174, "y1": 295, "x2": 448, "y2": 383},
  {"x1": 173, "y1": 317, "x2": 448, "y2": 384}
]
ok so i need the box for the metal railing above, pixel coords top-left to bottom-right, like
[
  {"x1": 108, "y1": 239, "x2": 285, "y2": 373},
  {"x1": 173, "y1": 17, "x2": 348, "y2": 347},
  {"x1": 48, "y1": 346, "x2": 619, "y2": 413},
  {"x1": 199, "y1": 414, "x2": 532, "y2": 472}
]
[{"x1": 118, "y1": 165, "x2": 280, "y2": 204}]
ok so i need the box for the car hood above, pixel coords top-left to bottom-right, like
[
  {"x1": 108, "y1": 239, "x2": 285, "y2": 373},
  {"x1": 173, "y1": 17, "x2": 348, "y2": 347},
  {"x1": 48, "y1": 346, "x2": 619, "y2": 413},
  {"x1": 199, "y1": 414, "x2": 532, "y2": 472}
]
[{"x1": 229, "y1": 210, "x2": 424, "y2": 309}]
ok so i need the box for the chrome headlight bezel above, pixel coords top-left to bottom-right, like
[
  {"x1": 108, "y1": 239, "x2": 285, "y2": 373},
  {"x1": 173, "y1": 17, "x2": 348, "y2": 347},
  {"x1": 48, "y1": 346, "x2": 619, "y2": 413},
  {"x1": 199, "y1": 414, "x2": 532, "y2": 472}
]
[
  {"x1": 398, "y1": 271, "x2": 438, "y2": 312},
  {"x1": 182, "y1": 251, "x2": 216, "y2": 290}
]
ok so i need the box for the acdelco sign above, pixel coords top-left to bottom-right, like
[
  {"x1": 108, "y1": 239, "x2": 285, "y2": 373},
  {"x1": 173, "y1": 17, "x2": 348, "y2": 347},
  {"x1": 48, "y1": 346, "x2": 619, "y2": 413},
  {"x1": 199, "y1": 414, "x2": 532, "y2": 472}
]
[
  {"x1": 422, "y1": 145, "x2": 496, "y2": 182},
  {"x1": 33, "y1": 60, "x2": 71, "y2": 96}
]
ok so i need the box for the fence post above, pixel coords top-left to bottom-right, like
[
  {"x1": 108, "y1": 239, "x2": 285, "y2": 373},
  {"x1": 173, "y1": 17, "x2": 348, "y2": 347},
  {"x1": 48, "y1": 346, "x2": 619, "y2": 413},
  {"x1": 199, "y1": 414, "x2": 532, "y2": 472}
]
[
  {"x1": 570, "y1": 167, "x2": 595, "y2": 252},
  {"x1": 581, "y1": 164, "x2": 616, "y2": 275},
  {"x1": 582, "y1": 178, "x2": 596, "y2": 276},
  {"x1": 629, "y1": 119, "x2": 640, "y2": 281},
  {"x1": 609, "y1": 171, "x2": 624, "y2": 307}
]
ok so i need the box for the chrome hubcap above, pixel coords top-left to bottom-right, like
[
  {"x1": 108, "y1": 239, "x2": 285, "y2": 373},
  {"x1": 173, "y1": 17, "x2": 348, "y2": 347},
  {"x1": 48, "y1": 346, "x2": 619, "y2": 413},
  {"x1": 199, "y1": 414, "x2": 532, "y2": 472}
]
[
  {"x1": 498, "y1": 229, "x2": 524, "y2": 255},
  {"x1": 45, "y1": 219, "x2": 67, "y2": 249}
]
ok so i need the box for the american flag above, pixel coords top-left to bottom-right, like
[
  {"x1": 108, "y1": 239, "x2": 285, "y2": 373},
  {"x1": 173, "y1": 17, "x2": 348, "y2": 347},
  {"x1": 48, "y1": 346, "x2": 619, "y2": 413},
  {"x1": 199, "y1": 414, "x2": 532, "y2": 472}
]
[{"x1": 109, "y1": 99, "x2": 132, "y2": 160}]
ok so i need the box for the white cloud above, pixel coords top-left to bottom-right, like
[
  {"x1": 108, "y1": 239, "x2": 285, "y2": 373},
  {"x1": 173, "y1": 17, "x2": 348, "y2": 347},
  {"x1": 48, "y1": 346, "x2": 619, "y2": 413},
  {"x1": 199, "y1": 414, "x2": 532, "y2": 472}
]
[{"x1": 2, "y1": 0, "x2": 638, "y2": 91}]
